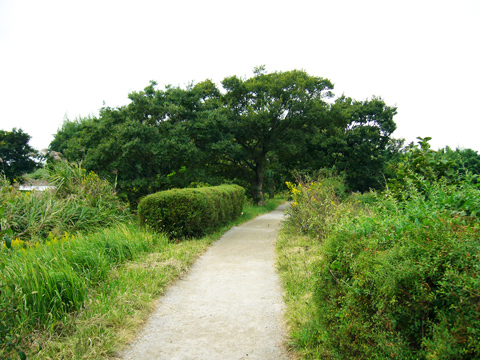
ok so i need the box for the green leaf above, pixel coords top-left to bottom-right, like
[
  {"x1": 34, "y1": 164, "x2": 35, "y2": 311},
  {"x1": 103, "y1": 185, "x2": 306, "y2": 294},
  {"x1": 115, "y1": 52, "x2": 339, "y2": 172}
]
[
  {"x1": 5, "y1": 235, "x2": 12, "y2": 249},
  {"x1": 18, "y1": 350, "x2": 27, "y2": 360},
  {"x1": 331, "y1": 260, "x2": 341, "y2": 270}
]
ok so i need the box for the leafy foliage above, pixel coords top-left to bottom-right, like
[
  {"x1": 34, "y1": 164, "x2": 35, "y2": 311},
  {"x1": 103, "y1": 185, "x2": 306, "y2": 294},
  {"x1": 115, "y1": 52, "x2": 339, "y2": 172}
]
[
  {"x1": 49, "y1": 83, "x2": 210, "y2": 206},
  {"x1": 49, "y1": 68, "x2": 399, "y2": 207},
  {"x1": 0, "y1": 128, "x2": 38, "y2": 182},
  {"x1": 388, "y1": 137, "x2": 459, "y2": 193},
  {"x1": 289, "y1": 96, "x2": 397, "y2": 192},
  {"x1": 441, "y1": 146, "x2": 480, "y2": 178},
  {"x1": 192, "y1": 69, "x2": 334, "y2": 205},
  {"x1": 138, "y1": 185, "x2": 245, "y2": 238},
  {"x1": 283, "y1": 161, "x2": 480, "y2": 358}
]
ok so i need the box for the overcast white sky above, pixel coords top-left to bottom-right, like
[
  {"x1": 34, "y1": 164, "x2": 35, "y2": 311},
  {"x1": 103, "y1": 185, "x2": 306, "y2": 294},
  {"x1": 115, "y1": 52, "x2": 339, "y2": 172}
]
[{"x1": 1, "y1": 0, "x2": 479, "y2": 152}]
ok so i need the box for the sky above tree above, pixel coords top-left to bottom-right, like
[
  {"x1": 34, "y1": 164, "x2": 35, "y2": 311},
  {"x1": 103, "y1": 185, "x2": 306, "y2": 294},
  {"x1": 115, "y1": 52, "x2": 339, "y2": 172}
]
[{"x1": 0, "y1": 0, "x2": 479, "y2": 151}]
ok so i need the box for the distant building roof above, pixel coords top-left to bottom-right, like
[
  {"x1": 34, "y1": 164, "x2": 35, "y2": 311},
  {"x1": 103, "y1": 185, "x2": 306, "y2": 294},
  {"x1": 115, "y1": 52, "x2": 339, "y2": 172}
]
[{"x1": 19, "y1": 185, "x2": 55, "y2": 191}]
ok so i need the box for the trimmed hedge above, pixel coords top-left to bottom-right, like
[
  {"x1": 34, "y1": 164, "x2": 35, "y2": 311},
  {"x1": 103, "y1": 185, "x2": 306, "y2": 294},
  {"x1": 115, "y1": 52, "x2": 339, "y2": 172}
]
[{"x1": 137, "y1": 185, "x2": 245, "y2": 238}]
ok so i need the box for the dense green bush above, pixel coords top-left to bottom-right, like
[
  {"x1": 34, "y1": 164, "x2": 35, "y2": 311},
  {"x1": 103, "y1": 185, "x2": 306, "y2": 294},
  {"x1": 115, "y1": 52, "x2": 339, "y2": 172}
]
[
  {"x1": 285, "y1": 174, "x2": 350, "y2": 239},
  {"x1": 285, "y1": 173, "x2": 480, "y2": 359},
  {"x1": 138, "y1": 184, "x2": 245, "y2": 238},
  {"x1": 314, "y1": 180, "x2": 480, "y2": 359}
]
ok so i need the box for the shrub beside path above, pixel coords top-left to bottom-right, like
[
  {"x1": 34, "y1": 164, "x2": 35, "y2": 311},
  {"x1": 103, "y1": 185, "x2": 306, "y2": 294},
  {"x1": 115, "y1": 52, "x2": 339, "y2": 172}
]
[{"x1": 119, "y1": 203, "x2": 292, "y2": 360}]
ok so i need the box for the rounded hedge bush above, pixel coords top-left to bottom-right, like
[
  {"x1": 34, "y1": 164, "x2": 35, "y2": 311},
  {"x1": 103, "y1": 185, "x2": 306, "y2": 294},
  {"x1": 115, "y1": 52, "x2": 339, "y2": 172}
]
[{"x1": 137, "y1": 185, "x2": 244, "y2": 238}]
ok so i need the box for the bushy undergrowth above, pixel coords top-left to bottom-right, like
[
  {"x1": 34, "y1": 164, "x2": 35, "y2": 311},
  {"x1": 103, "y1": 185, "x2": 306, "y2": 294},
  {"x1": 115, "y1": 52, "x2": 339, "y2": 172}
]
[
  {"x1": 0, "y1": 160, "x2": 129, "y2": 243},
  {"x1": 0, "y1": 223, "x2": 168, "y2": 358},
  {"x1": 283, "y1": 174, "x2": 480, "y2": 359},
  {"x1": 285, "y1": 175, "x2": 354, "y2": 240}
]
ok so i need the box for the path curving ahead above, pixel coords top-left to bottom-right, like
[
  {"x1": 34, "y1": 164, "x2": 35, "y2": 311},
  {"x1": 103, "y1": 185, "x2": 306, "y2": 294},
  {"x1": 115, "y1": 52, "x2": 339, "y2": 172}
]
[{"x1": 119, "y1": 203, "x2": 292, "y2": 360}]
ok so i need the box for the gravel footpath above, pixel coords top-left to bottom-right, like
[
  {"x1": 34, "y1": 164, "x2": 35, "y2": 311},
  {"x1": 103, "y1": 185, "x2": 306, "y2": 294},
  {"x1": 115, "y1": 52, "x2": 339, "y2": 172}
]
[{"x1": 118, "y1": 203, "x2": 292, "y2": 360}]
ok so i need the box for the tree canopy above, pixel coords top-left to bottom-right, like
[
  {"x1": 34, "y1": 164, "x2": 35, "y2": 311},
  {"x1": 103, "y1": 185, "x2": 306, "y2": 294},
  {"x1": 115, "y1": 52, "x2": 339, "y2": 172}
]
[
  {"x1": 49, "y1": 68, "x2": 399, "y2": 205},
  {"x1": 0, "y1": 128, "x2": 38, "y2": 182},
  {"x1": 191, "y1": 69, "x2": 335, "y2": 205}
]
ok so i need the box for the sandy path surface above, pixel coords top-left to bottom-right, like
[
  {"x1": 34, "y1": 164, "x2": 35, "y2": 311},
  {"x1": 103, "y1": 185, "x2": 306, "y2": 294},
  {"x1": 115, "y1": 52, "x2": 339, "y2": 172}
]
[{"x1": 119, "y1": 203, "x2": 292, "y2": 360}]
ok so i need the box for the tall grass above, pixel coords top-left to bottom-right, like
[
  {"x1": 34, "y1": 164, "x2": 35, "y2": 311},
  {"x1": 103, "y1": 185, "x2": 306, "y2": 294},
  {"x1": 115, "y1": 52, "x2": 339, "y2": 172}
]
[
  {"x1": 276, "y1": 225, "x2": 326, "y2": 359},
  {"x1": 0, "y1": 224, "x2": 166, "y2": 358},
  {"x1": 0, "y1": 160, "x2": 129, "y2": 243},
  {"x1": 1, "y1": 195, "x2": 286, "y2": 359}
]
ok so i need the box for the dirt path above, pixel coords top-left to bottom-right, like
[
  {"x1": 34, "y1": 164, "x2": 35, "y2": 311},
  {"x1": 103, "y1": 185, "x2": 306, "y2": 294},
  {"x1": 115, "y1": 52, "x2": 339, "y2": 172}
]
[{"x1": 119, "y1": 203, "x2": 292, "y2": 360}]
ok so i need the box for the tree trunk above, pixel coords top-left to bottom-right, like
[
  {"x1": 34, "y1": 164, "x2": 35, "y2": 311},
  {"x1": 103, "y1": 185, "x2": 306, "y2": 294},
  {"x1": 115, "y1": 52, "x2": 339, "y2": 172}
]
[
  {"x1": 252, "y1": 186, "x2": 266, "y2": 206},
  {"x1": 252, "y1": 162, "x2": 266, "y2": 206},
  {"x1": 268, "y1": 182, "x2": 276, "y2": 199}
]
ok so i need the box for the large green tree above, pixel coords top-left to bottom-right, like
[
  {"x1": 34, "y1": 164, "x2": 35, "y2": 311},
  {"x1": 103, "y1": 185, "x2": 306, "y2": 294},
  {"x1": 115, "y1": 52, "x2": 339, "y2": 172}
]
[
  {"x1": 0, "y1": 128, "x2": 38, "y2": 182},
  {"x1": 331, "y1": 96, "x2": 397, "y2": 191},
  {"x1": 50, "y1": 68, "x2": 398, "y2": 206},
  {"x1": 286, "y1": 95, "x2": 397, "y2": 191},
  {"x1": 191, "y1": 68, "x2": 334, "y2": 205},
  {"x1": 49, "y1": 81, "x2": 213, "y2": 205}
]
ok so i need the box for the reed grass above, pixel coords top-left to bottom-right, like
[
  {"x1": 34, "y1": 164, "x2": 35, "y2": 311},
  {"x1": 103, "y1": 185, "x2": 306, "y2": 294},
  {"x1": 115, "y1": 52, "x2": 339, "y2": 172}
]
[{"x1": 0, "y1": 160, "x2": 129, "y2": 243}]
